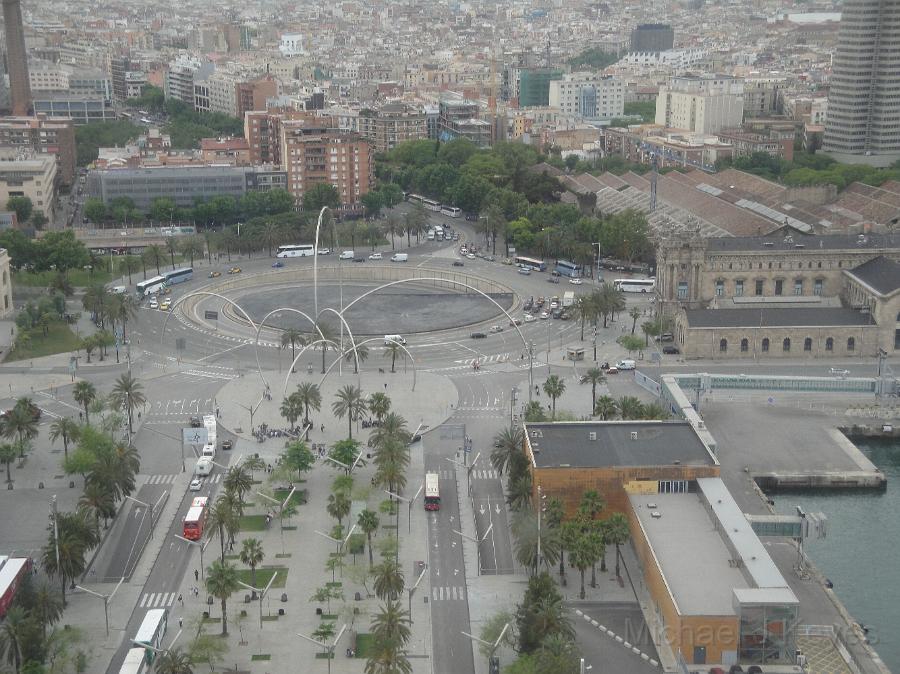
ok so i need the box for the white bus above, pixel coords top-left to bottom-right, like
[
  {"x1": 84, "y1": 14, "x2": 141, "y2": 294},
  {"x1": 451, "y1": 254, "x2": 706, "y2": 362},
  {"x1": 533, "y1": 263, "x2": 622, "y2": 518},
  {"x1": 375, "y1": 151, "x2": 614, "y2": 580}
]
[
  {"x1": 441, "y1": 206, "x2": 461, "y2": 218},
  {"x1": 136, "y1": 275, "x2": 166, "y2": 298},
  {"x1": 119, "y1": 648, "x2": 147, "y2": 674},
  {"x1": 422, "y1": 198, "x2": 441, "y2": 212},
  {"x1": 164, "y1": 267, "x2": 193, "y2": 285},
  {"x1": 613, "y1": 278, "x2": 656, "y2": 293},
  {"x1": 276, "y1": 244, "x2": 315, "y2": 258},
  {"x1": 134, "y1": 608, "x2": 168, "y2": 663},
  {"x1": 424, "y1": 473, "x2": 440, "y2": 511},
  {"x1": 203, "y1": 414, "x2": 217, "y2": 446}
]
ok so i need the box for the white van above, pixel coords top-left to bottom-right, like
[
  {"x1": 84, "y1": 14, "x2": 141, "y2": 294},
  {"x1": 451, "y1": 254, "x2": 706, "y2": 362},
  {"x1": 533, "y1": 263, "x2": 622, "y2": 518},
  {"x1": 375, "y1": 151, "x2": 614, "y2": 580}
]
[
  {"x1": 201, "y1": 443, "x2": 216, "y2": 458},
  {"x1": 195, "y1": 458, "x2": 213, "y2": 477},
  {"x1": 111, "y1": 285, "x2": 128, "y2": 295},
  {"x1": 391, "y1": 253, "x2": 408, "y2": 262},
  {"x1": 339, "y1": 250, "x2": 354, "y2": 260},
  {"x1": 384, "y1": 334, "x2": 407, "y2": 346},
  {"x1": 616, "y1": 359, "x2": 636, "y2": 370}
]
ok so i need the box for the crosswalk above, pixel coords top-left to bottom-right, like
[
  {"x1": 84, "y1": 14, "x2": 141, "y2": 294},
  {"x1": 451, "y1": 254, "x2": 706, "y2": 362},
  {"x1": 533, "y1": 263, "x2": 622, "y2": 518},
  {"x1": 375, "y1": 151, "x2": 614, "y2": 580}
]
[
  {"x1": 470, "y1": 469, "x2": 500, "y2": 480},
  {"x1": 431, "y1": 586, "x2": 467, "y2": 602},
  {"x1": 139, "y1": 592, "x2": 178, "y2": 608},
  {"x1": 145, "y1": 474, "x2": 221, "y2": 485},
  {"x1": 452, "y1": 353, "x2": 514, "y2": 366}
]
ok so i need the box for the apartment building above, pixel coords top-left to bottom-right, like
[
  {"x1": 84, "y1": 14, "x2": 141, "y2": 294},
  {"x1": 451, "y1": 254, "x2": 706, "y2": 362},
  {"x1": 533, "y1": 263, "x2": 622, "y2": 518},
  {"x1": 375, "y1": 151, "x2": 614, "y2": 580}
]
[
  {"x1": 279, "y1": 118, "x2": 373, "y2": 209},
  {"x1": 358, "y1": 104, "x2": 426, "y2": 153},
  {"x1": 438, "y1": 99, "x2": 491, "y2": 147},
  {"x1": 199, "y1": 137, "x2": 251, "y2": 165},
  {"x1": 29, "y1": 62, "x2": 112, "y2": 102},
  {"x1": 0, "y1": 115, "x2": 75, "y2": 186},
  {"x1": 244, "y1": 109, "x2": 321, "y2": 166},
  {"x1": 0, "y1": 150, "x2": 57, "y2": 220},
  {"x1": 166, "y1": 58, "x2": 213, "y2": 106},
  {"x1": 196, "y1": 72, "x2": 278, "y2": 118},
  {"x1": 125, "y1": 72, "x2": 147, "y2": 99},
  {"x1": 655, "y1": 75, "x2": 745, "y2": 134},
  {"x1": 32, "y1": 96, "x2": 114, "y2": 125},
  {"x1": 548, "y1": 73, "x2": 625, "y2": 119},
  {"x1": 630, "y1": 23, "x2": 674, "y2": 52}
]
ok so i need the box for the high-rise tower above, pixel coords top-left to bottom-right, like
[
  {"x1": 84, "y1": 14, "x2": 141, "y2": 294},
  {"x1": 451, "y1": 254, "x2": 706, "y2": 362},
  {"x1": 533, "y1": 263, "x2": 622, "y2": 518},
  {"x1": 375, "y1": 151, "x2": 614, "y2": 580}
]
[
  {"x1": 823, "y1": 0, "x2": 900, "y2": 166},
  {"x1": 2, "y1": 0, "x2": 31, "y2": 116}
]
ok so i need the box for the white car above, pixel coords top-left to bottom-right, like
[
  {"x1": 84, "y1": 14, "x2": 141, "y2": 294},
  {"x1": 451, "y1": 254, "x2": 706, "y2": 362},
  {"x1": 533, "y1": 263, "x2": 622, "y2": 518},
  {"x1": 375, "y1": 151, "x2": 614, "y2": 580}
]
[
  {"x1": 539, "y1": 311, "x2": 550, "y2": 320},
  {"x1": 524, "y1": 314, "x2": 536, "y2": 323},
  {"x1": 467, "y1": 253, "x2": 476, "y2": 259},
  {"x1": 369, "y1": 252, "x2": 383, "y2": 260},
  {"x1": 149, "y1": 298, "x2": 158, "y2": 309},
  {"x1": 569, "y1": 278, "x2": 583, "y2": 285},
  {"x1": 189, "y1": 478, "x2": 203, "y2": 491},
  {"x1": 318, "y1": 248, "x2": 331, "y2": 255}
]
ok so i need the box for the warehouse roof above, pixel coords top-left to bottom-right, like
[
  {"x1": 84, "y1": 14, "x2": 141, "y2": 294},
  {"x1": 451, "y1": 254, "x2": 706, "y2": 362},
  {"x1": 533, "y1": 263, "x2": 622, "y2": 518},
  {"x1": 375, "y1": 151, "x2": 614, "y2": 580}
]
[
  {"x1": 845, "y1": 256, "x2": 900, "y2": 296},
  {"x1": 684, "y1": 307, "x2": 872, "y2": 328}
]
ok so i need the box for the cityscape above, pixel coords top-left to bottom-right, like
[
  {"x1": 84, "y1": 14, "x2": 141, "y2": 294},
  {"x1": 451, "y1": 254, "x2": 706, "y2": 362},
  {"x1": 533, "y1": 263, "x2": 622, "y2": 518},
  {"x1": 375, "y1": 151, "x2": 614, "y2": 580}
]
[{"x1": 0, "y1": 1, "x2": 898, "y2": 674}]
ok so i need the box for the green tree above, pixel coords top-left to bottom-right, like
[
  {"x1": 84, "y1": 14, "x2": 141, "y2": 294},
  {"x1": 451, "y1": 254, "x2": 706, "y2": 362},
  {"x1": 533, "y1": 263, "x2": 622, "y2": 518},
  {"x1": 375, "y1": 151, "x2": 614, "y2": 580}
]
[
  {"x1": 326, "y1": 491, "x2": 351, "y2": 528},
  {"x1": 73, "y1": 381, "x2": 97, "y2": 424},
  {"x1": 110, "y1": 371, "x2": 146, "y2": 435},
  {"x1": 206, "y1": 497, "x2": 238, "y2": 563},
  {"x1": 618, "y1": 396, "x2": 644, "y2": 420},
  {"x1": 223, "y1": 464, "x2": 252, "y2": 505},
  {"x1": 512, "y1": 508, "x2": 560, "y2": 576},
  {"x1": 2, "y1": 398, "x2": 39, "y2": 454},
  {"x1": 569, "y1": 533, "x2": 592, "y2": 600},
  {"x1": 361, "y1": 190, "x2": 384, "y2": 219},
  {"x1": 593, "y1": 395, "x2": 618, "y2": 420},
  {"x1": 383, "y1": 341, "x2": 405, "y2": 373},
  {"x1": 281, "y1": 440, "x2": 314, "y2": 479},
  {"x1": 578, "y1": 490, "x2": 604, "y2": 522},
  {"x1": 179, "y1": 236, "x2": 205, "y2": 267},
  {"x1": 239, "y1": 538, "x2": 265, "y2": 587},
  {"x1": 280, "y1": 327, "x2": 306, "y2": 371},
  {"x1": 83, "y1": 197, "x2": 107, "y2": 223},
  {"x1": 327, "y1": 438, "x2": 364, "y2": 475},
  {"x1": 345, "y1": 343, "x2": 369, "y2": 374},
  {"x1": 604, "y1": 513, "x2": 630, "y2": 577},
  {"x1": 31, "y1": 579, "x2": 64, "y2": 641},
  {"x1": 371, "y1": 599, "x2": 412, "y2": 648},
  {"x1": 42, "y1": 509, "x2": 100, "y2": 606},
  {"x1": 309, "y1": 585, "x2": 343, "y2": 614},
  {"x1": 0, "y1": 606, "x2": 27, "y2": 674},
  {"x1": 302, "y1": 183, "x2": 340, "y2": 213},
  {"x1": 617, "y1": 334, "x2": 644, "y2": 359},
  {"x1": 0, "y1": 443, "x2": 17, "y2": 484},
  {"x1": 332, "y1": 384, "x2": 367, "y2": 439},
  {"x1": 373, "y1": 559, "x2": 404, "y2": 601},
  {"x1": 149, "y1": 197, "x2": 178, "y2": 223},
  {"x1": 155, "y1": 646, "x2": 194, "y2": 674},
  {"x1": 523, "y1": 400, "x2": 546, "y2": 422},
  {"x1": 357, "y1": 509, "x2": 380, "y2": 568},
  {"x1": 582, "y1": 367, "x2": 605, "y2": 411},
  {"x1": 205, "y1": 560, "x2": 239, "y2": 636},
  {"x1": 79, "y1": 480, "x2": 116, "y2": 528},
  {"x1": 542, "y1": 375, "x2": 566, "y2": 420},
  {"x1": 490, "y1": 426, "x2": 524, "y2": 475},
  {"x1": 367, "y1": 392, "x2": 391, "y2": 424},
  {"x1": 279, "y1": 393, "x2": 304, "y2": 431},
  {"x1": 294, "y1": 382, "x2": 322, "y2": 429},
  {"x1": 143, "y1": 244, "x2": 164, "y2": 276},
  {"x1": 6, "y1": 196, "x2": 33, "y2": 224}
]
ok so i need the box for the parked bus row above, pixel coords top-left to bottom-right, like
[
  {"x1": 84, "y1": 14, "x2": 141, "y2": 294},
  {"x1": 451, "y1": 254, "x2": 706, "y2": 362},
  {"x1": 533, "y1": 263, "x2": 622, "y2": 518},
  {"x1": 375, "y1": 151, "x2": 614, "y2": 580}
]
[
  {"x1": 405, "y1": 193, "x2": 461, "y2": 217},
  {"x1": 135, "y1": 267, "x2": 194, "y2": 298}
]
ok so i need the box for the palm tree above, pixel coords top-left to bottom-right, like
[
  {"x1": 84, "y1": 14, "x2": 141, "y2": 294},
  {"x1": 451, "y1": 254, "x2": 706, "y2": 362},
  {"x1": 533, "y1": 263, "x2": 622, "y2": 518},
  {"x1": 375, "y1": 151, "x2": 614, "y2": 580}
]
[
  {"x1": 280, "y1": 393, "x2": 304, "y2": 431},
  {"x1": 154, "y1": 647, "x2": 193, "y2": 674},
  {"x1": 357, "y1": 509, "x2": 379, "y2": 568},
  {"x1": 294, "y1": 382, "x2": 322, "y2": 428},
  {"x1": 111, "y1": 372, "x2": 146, "y2": 435},
  {"x1": 206, "y1": 497, "x2": 237, "y2": 563},
  {"x1": 570, "y1": 533, "x2": 593, "y2": 599},
  {"x1": 373, "y1": 559, "x2": 404, "y2": 601},
  {"x1": 383, "y1": 341, "x2": 405, "y2": 373},
  {"x1": 559, "y1": 520, "x2": 580, "y2": 580},
  {"x1": 604, "y1": 513, "x2": 630, "y2": 577},
  {"x1": 315, "y1": 322, "x2": 336, "y2": 374},
  {"x1": 280, "y1": 328, "x2": 305, "y2": 371},
  {"x1": 49, "y1": 419, "x2": 79, "y2": 461},
  {"x1": 164, "y1": 237, "x2": 178, "y2": 270},
  {"x1": 82, "y1": 283, "x2": 111, "y2": 328},
  {"x1": 240, "y1": 538, "x2": 265, "y2": 587},
  {"x1": 110, "y1": 293, "x2": 138, "y2": 340},
  {"x1": 371, "y1": 599, "x2": 412, "y2": 648},
  {"x1": 179, "y1": 236, "x2": 205, "y2": 268},
  {"x1": 368, "y1": 412, "x2": 410, "y2": 450},
  {"x1": 640, "y1": 402, "x2": 669, "y2": 420},
  {"x1": 573, "y1": 295, "x2": 595, "y2": 341},
  {"x1": 326, "y1": 492, "x2": 351, "y2": 528},
  {"x1": 618, "y1": 396, "x2": 644, "y2": 420},
  {"x1": 31, "y1": 579, "x2": 63, "y2": 640},
  {"x1": 345, "y1": 343, "x2": 369, "y2": 373},
  {"x1": 629, "y1": 306, "x2": 641, "y2": 334},
  {"x1": 0, "y1": 443, "x2": 16, "y2": 484},
  {"x1": 144, "y1": 244, "x2": 164, "y2": 275},
  {"x1": 583, "y1": 367, "x2": 605, "y2": 411},
  {"x1": 223, "y1": 464, "x2": 252, "y2": 505},
  {"x1": 332, "y1": 384, "x2": 367, "y2": 439},
  {"x1": 542, "y1": 375, "x2": 566, "y2": 420},
  {"x1": 593, "y1": 395, "x2": 618, "y2": 420},
  {"x1": 79, "y1": 481, "x2": 116, "y2": 528},
  {"x1": 506, "y1": 471, "x2": 533, "y2": 512},
  {"x1": 3, "y1": 398, "x2": 39, "y2": 452},
  {"x1": 490, "y1": 426, "x2": 524, "y2": 475},
  {"x1": 579, "y1": 490, "x2": 604, "y2": 522},
  {"x1": 532, "y1": 593, "x2": 574, "y2": 641},
  {"x1": 586, "y1": 523, "x2": 604, "y2": 588},
  {"x1": 205, "y1": 560, "x2": 239, "y2": 636},
  {"x1": 511, "y1": 508, "x2": 560, "y2": 575},
  {"x1": 43, "y1": 509, "x2": 99, "y2": 606},
  {"x1": 367, "y1": 392, "x2": 391, "y2": 423},
  {"x1": 0, "y1": 606, "x2": 27, "y2": 674}
]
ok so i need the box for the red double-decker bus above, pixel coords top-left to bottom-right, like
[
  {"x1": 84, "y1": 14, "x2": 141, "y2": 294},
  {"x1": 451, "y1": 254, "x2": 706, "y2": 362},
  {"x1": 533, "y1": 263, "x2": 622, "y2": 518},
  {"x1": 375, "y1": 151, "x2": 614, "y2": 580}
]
[
  {"x1": 182, "y1": 497, "x2": 209, "y2": 540},
  {"x1": 0, "y1": 556, "x2": 32, "y2": 619}
]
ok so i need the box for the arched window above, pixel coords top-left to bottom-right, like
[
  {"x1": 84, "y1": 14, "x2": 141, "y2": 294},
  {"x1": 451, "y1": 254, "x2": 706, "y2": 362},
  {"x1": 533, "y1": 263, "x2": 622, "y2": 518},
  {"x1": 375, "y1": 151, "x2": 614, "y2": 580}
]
[
  {"x1": 762, "y1": 338, "x2": 770, "y2": 352},
  {"x1": 783, "y1": 338, "x2": 791, "y2": 352},
  {"x1": 804, "y1": 337, "x2": 812, "y2": 351},
  {"x1": 740, "y1": 338, "x2": 749, "y2": 352},
  {"x1": 847, "y1": 337, "x2": 855, "y2": 351},
  {"x1": 719, "y1": 338, "x2": 728, "y2": 353},
  {"x1": 826, "y1": 337, "x2": 834, "y2": 351}
]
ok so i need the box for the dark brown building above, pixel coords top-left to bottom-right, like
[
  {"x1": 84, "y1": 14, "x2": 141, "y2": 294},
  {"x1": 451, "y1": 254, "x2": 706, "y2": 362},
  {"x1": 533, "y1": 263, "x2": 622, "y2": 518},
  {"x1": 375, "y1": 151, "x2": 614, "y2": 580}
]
[
  {"x1": 2, "y1": 0, "x2": 31, "y2": 115},
  {"x1": 0, "y1": 115, "x2": 76, "y2": 186}
]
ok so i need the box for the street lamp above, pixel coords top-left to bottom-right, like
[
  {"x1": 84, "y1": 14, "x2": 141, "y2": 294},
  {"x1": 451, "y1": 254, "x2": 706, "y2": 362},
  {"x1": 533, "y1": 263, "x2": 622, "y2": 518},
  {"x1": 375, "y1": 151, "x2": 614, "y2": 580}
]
[
  {"x1": 452, "y1": 522, "x2": 493, "y2": 577},
  {"x1": 256, "y1": 485, "x2": 298, "y2": 554},
  {"x1": 314, "y1": 524, "x2": 358, "y2": 551},
  {"x1": 132, "y1": 628, "x2": 183, "y2": 659},
  {"x1": 407, "y1": 564, "x2": 427, "y2": 617},
  {"x1": 297, "y1": 624, "x2": 346, "y2": 674},
  {"x1": 125, "y1": 494, "x2": 161, "y2": 539},
  {"x1": 237, "y1": 570, "x2": 278, "y2": 629},
  {"x1": 174, "y1": 534, "x2": 212, "y2": 580},
  {"x1": 75, "y1": 576, "x2": 124, "y2": 637},
  {"x1": 384, "y1": 484, "x2": 423, "y2": 535},
  {"x1": 462, "y1": 622, "x2": 510, "y2": 674},
  {"x1": 325, "y1": 451, "x2": 366, "y2": 475}
]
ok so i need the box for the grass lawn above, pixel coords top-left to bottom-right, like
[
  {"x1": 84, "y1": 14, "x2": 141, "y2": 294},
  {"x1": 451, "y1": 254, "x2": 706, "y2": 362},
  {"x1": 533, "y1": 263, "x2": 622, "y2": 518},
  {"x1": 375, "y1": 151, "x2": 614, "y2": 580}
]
[
  {"x1": 355, "y1": 633, "x2": 375, "y2": 658},
  {"x1": 325, "y1": 581, "x2": 342, "y2": 589},
  {"x1": 275, "y1": 553, "x2": 292, "y2": 558},
  {"x1": 235, "y1": 566, "x2": 287, "y2": 589},
  {"x1": 238, "y1": 514, "x2": 268, "y2": 531},
  {"x1": 314, "y1": 653, "x2": 334, "y2": 660},
  {"x1": 12, "y1": 268, "x2": 114, "y2": 287},
  {"x1": 6, "y1": 322, "x2": 81, "y2": 361},
  {"x1": 250, "y1": 654, "x2": 271, "y2": 661},
  {"x1": 347, "y1": 533, "x2": 365, "y2": 555},
  {"x1": 320, "y1": 613, "x2": 338, "y2": 620},
  {"x1": 273, "y1": 488, "x2": 307, "y2": 506}
]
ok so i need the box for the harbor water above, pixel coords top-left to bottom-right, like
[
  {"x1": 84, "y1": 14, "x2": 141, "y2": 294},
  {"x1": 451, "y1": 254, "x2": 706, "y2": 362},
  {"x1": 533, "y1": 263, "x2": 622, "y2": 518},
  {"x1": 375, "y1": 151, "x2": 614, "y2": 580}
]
[{"x1": 775, "y1": 438, "x2": 899, "y2": 671}]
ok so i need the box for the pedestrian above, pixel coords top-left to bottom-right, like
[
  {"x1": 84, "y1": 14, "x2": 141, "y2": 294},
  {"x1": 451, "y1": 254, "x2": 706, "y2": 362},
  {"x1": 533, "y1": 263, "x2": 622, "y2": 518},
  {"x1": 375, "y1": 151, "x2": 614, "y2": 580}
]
[
  {"x1": 79, "y1": 411, "x2": 83, "y2": 421},
  {"x1": 178, "y1": 594, "x2": 183, "y2": 607},
  {"x1": 194, "y1": 569, "x2": 199, "y2": 582},
  {"x1": 384, "y1": 382, "x2": 387, "y2": 390},
  {"x1": 320, "y1": 423, "x2": 325, "y2": 433}
]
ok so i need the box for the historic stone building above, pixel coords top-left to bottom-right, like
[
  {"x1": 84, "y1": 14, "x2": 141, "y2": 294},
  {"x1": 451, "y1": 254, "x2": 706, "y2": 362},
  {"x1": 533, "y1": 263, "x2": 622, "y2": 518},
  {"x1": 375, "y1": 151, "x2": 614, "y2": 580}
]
[{"x1": 657, "y1": 232, "x2": 900, "y2": 358}]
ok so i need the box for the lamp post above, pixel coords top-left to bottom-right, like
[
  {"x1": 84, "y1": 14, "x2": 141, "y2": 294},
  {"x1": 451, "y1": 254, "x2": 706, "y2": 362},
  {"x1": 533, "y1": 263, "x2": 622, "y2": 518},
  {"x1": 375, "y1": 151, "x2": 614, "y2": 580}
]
[
  {"x1": 408, "y1": 564, "x2": 427, "y2": 617},
  {"x1": 462, "y1": 622, "x2": 510, "y2": 674},
  {"x1": 237, "y1": 570, "x2": 278, "y2": 629},
  {"x1": 528, "y1": 341, "x2": 534, "y2": 403},
  {"x1": 174, "y1": 534, "x2": 211, "y2": 580},
  {"x1": 324, "y1": 451, "x2": 365, "y2": 475},
  {"x1": 452, "y1": 522, "x2": 493, "y2": 577},
  {"x1": 75, "y1": 576, "x2": 124, "y2": 637},
  {"x1": 297, "y1": 624, "x2": 346, "y2": 674},
  {"x1": 125, "y1": 494, "x2": 156, "y2": 539}
]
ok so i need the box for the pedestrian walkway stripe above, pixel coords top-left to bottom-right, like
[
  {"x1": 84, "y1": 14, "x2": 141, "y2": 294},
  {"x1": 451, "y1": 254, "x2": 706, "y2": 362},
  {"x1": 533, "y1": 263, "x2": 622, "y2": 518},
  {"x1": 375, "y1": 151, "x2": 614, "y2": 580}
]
[
  {"x1": 140, "y1": 592, "x2": 176, "y2": 608},
  {"x1": 473, "y1": 469, "x2": 499, "y2": 480},
  {"x1": 146, "y1": 475, "x2": 178, "y2": 485},
  {"x1": 431, "y1": 586, "x2": 466, "y2": 601}
]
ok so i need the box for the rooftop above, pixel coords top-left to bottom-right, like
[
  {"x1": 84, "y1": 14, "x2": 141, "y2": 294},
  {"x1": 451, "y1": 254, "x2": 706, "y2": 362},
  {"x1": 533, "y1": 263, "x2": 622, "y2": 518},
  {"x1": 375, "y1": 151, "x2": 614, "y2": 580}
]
[
  {"x1": 524, "y1": 421, "x2": 716, "y2": 469},
  {"x1": 683, "y1": 306, "x2": 872, "y2": 328},
  {"x1": 705, "y1": 233, "x2": 900, "y2": 253},
  {"x1": 844, "y1": 256, "x2": 900, "y2": 297}
]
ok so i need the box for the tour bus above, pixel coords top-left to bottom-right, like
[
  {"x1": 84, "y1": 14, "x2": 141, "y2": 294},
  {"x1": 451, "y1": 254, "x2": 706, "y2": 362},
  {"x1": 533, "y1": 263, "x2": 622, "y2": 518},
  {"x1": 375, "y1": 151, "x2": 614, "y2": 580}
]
[
  {"x1": 514, "y1": 256, "x2": 547, "y2": 272},
  {"x1": 424, "y1": 472, "x2": 440, "y2": 511},
  {"x1": 203, "y1": 414, "x2": 217, "y2": 445},
  {"x1": 407, "y1": 193, "x2": 425, "y2": 205},
  {"x1": 164, "y1": 267, "x2": 193, "y2": 286},
  {"x1": 119, "y1": 648, "x2": 147, "y2": 674},
  {"x1": 182, "y1": 496, "x2": 210, "y2": 541},
  {"x1": 441, "y1": 206, "x2": 461, "y2": 218},
  {"x1": 133, "y1": 608, "x2": 168, "y2": 664},
  {"x1": 613, "y1": 278, "x2": 656, "y2": 293},
  {"x1": 136, "y1": 275, "x2": 167, "y2": 298},
  {"x1": 0, "y1": 557, "x2": 31, "y2": 619},
  {"x1": 422, "y1": 198, "x2": 441, "y2": 212},
  {"x1": 554, "y1": 259, "x2": 580, "y2": 278},
  {"x1": 276, "y1": 244, "x2": 316, "y2": 258}
]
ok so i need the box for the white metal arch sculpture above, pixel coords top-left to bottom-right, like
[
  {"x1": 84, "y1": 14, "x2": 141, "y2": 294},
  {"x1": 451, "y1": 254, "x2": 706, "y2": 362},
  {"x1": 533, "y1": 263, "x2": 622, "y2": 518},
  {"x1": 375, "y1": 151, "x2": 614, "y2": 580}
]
[
  {"x1": 308, "y1": 337, "x2": 418, "y2": 395},
  {"x1": 252, "y1": 307, "x2": 327, "y2": 391}
]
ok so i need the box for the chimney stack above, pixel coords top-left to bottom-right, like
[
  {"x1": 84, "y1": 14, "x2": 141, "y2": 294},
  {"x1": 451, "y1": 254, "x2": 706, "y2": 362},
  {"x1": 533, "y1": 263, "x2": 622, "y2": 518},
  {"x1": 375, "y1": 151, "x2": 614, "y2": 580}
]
[{"x1": 3, "y1": 0, "x2": 32, "y2": 116}]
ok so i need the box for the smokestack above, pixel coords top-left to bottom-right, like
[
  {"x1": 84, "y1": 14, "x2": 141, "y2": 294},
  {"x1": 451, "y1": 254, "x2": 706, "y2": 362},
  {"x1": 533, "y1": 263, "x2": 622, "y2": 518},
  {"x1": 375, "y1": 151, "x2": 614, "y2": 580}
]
[{"x1": 3, "y1": 0, "x2": 31, "y2": 116}]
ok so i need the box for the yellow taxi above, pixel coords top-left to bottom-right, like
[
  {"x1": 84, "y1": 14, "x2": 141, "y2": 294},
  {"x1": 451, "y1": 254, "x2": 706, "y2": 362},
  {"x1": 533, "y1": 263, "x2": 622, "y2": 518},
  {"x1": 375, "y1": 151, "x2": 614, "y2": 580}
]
[{"x1": 228, "y1": 267, "x2": 242, "y2": 274}]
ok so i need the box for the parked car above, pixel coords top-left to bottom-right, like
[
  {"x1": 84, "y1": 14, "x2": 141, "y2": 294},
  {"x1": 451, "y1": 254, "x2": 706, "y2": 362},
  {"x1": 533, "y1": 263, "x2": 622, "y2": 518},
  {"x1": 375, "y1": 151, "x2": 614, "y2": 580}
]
[
  {"x1": 539, "y1": 311, "x2": 550, "y2": 319},
  {"x1": 467, "y1": 253, "x2": 476, "y2": 259},
  {"x1": 550, "y1": 270, "x2": 561, "y2": 277},
  {"x1": 662, "y1": 345, "x2": 680, "y2": 355},
  {"x1": 149, "y1": 298, "x2": 159, "y2": 309},
  {"x1": 228, "y1": 266, "x2": 242, "y2": 274},
  {"x1": 208, "y1": 271, "x2": 221, "y2": 278},
  {"x1": 560, "y1": 312, "x2": 571, "y2": 320},
  {"x1": 272, "y1": 261, "x2": 284, "y2": 268},
  {"x1": 452, "y1": 260, "x2": 464, "y2": 267},
  {"x1": 159, "y1": 299, "x2": 171, "y2": 311},
  {"x1": 470, "y1": 331, "x2": 487, "y2": 339},
  {"x1": 569, "y1": 277, "x2": 583, "y2": 285},
  {"x1": 606, "y1": 366, "x2": 619, "y2": 375},
  {"x1": 656, "y1": 332, "x2": 674, "y2": 342},
  {"x1": 523, "y1": 298, "x2": 533, "y2": 310},
  {"x1": 551, "y1": 308, "x2": 562, "y2": 319},
  {"x1": 485, "y1": 255, "x2": 495, "y2": 262},
  {"x1": 369, "y1": 252, "x2": 383, "y2": 260}
]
